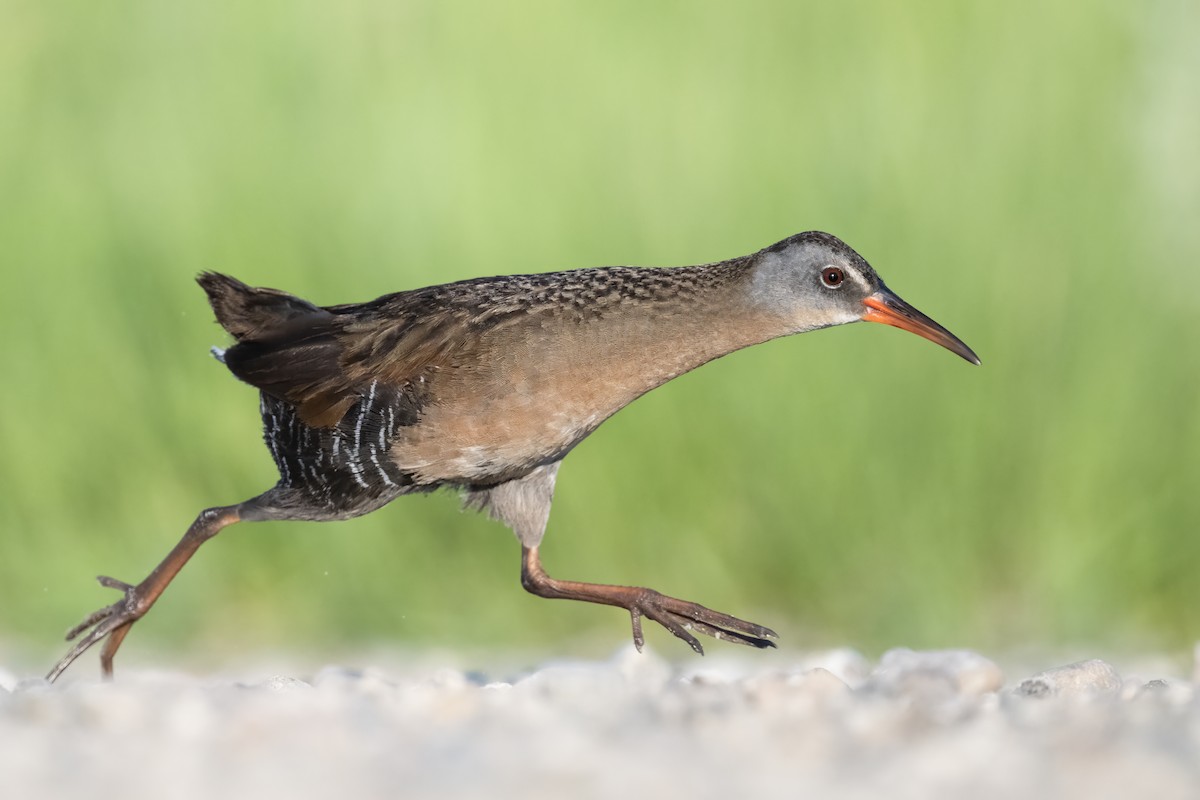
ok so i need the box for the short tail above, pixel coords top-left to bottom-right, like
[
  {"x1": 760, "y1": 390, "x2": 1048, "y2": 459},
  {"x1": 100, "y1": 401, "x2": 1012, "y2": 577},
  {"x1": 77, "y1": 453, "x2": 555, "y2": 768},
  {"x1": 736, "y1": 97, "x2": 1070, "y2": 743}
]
[
  {"x1": 197, "y1": 272, "x2": 325, "y2": 341},
  {"x1": 197, "y1": 272, "x2": 351, "y2": 425}
]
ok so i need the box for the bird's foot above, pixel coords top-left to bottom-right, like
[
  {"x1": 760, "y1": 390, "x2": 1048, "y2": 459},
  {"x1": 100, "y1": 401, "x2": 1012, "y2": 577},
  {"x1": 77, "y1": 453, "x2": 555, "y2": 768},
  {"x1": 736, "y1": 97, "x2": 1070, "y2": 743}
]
[
  {"x1": 625, "y1": 589, "x2": 778, "y2": 655},
  {"x1": 520, "y1": 545, "x2": 778, "y2": 656},
  {"x1": 46, "y1": 576, "x2": 147, "y2": 683}
]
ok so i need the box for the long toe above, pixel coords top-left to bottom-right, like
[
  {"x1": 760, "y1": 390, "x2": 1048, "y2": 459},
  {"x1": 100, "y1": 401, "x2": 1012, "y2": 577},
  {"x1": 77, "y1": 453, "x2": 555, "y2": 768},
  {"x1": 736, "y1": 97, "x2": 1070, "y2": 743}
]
[
  {"x1": 47, "y1": 576, "x2": 145, "y2": 682},
  {"x1": 636, "y1": 598, "x2": 706, "y2": 655},
  {"x1": 666, "y1": 612, "x2": 778, "y2": 649},
  {"x1": 633, "y1": 590, "x2": 778, "y2": 653},
  {"x1": 654, "y1": 594, "x2": 778, "y2": 643},
  {"x1": 64, "y1": 605, "x2": 119, "y2": 641},
  {"x1": 46, "y1": 608, "x2": 134, "y2": 682}
]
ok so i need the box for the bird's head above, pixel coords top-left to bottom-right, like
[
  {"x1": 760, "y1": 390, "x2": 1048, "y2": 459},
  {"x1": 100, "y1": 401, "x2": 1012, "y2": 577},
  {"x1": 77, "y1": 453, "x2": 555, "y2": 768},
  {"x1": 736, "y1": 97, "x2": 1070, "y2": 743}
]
[{"x1": 748, "y1": 231, "x2": 980, "y2": 365}]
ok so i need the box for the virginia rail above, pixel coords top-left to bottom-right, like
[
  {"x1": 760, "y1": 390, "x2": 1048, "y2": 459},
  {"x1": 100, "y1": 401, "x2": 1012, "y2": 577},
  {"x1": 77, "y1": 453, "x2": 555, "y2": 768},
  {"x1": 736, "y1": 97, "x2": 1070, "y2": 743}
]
[{"x1": 47, "y1": 231, "x2": 978, "y2": 681}]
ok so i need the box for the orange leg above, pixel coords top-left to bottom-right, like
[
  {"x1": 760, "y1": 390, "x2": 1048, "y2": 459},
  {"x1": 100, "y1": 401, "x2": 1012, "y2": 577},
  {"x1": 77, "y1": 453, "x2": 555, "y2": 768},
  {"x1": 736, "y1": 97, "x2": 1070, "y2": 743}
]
[{"x1": 46, "y1": 505, "x2": 241, "y2": 682}]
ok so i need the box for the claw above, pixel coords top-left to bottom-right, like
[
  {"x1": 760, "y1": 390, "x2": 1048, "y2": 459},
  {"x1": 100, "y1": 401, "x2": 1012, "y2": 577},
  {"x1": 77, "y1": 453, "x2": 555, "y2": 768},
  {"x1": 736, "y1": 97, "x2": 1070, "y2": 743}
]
[
  {"x1": 47, "y1": 580, "x2": 142, "y2": 682},
  {"x1": 47, "y1": 601, "x2": 135, "y2": 683}
]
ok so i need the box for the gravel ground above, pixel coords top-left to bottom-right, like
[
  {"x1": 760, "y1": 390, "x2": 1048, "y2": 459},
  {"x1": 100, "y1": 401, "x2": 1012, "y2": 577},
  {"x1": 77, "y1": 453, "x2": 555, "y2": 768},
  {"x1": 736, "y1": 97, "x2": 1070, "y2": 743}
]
[{"x1": 3, "y1": 646, "x2": 1200, "y2": 800}]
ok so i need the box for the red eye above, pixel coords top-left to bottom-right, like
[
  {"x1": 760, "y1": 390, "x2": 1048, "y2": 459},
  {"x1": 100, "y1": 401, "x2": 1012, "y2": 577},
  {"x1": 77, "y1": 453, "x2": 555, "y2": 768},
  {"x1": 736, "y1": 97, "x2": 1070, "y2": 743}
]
[{"x1": 821, "y1": 267, "x2": 845, "y2": 288}]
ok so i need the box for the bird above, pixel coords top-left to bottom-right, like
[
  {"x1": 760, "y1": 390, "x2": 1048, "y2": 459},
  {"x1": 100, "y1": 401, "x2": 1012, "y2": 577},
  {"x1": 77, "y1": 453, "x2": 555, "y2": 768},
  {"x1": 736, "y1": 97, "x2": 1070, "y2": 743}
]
[{"x1": 46, "y1": 231, "x2": 978, "y2": 681}]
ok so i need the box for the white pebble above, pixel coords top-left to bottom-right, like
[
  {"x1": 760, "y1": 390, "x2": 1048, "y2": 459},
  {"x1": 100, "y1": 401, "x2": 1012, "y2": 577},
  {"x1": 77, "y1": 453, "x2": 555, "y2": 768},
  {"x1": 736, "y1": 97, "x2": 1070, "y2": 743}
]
[
  {"x1": 1015, "y1": 659, "x2": 1123, "y2": 698},
  {"x1": 865, "y1": 648, "x2": 1005, "y2": 697}
]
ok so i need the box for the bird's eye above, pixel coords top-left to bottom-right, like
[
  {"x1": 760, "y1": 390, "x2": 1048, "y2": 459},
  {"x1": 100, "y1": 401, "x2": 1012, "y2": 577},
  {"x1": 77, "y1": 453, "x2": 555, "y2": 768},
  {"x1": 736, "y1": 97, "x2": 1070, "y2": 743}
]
[{"x1": 821, "y1": 267, "x2": 845, "y2": 288}]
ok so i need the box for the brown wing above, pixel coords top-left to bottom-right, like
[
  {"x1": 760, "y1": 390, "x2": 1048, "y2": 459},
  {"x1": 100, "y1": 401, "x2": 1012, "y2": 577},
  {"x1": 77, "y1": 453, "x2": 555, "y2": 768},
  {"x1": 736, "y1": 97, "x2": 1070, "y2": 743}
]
[{"x1": 199, "y1": 272, "x2": 476, "y2": 428}]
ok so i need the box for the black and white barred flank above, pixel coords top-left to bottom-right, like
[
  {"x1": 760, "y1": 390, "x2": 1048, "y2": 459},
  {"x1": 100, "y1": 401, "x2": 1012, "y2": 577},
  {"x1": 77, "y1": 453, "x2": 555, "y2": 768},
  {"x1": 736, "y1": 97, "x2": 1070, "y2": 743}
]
[{"x1": 257, "y1": 380, "x2": 415, "y2": 519}]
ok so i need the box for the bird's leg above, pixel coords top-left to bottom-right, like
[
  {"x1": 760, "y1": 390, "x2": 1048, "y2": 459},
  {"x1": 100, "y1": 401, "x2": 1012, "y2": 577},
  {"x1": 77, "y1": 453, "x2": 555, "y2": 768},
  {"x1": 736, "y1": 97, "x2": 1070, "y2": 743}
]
[
  {"x1": 45, "y1": 505, "x2": 242, "y2": 683},
  {"x1": 520, "y1": 545, "x2": 777, "y2": 655}
]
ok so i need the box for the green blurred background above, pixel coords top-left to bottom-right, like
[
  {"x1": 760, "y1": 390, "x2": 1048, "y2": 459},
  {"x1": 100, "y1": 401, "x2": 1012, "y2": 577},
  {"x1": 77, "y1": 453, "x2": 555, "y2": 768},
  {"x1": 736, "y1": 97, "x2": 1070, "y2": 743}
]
[{"x1": 3, "y1": 1, "x2": 1198, "y2": 670}]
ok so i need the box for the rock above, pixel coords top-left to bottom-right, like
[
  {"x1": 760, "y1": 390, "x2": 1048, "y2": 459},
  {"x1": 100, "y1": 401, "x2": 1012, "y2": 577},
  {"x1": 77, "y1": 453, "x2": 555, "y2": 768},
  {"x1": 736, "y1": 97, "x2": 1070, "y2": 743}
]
[
  {"x1": 743, "y1": 667, "x2": 850, "y2": 710},
  {"x1": 250, "y1": 675, "x2": 313, "y2": 692},
  {"x1": 612, "y1": 643, "x2": 672, "y2": 690},
  {"x1": 796, "y1": 666, "x2": 852, "y2": 695},
  {"x1": 1015, "y1": 659, "x2": 1122, "y2": 698},
  {"x1": 863, "y1": 648, "x2": 1005, "y2": 698},
  {"x1": 1125, "y1": 678, "x2": 1194, "y2": 706},
  {"x1": 790, "y1": 648, "x2": 872, "y2": 688},
  {"x1": 13, "y1": 677, "x2": 51, "y2": 693},
  {"x1": 312, "y1": 665, "x2": 398, "y2": 697}
]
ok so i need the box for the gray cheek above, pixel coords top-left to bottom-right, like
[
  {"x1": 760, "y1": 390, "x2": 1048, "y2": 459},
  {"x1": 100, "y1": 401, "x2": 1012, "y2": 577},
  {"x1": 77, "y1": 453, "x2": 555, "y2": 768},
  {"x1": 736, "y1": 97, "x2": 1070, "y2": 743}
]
[{"x1": 747, "y1": 252, "x2": 815, "y2": 311}]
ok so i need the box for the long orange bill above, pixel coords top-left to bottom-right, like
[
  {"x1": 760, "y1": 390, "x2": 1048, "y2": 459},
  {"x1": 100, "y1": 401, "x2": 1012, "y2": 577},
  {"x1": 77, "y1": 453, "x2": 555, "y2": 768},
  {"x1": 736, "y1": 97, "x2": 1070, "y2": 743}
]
[{"x1": 862, "y1": 288, "x2": 980, "y2": 365}]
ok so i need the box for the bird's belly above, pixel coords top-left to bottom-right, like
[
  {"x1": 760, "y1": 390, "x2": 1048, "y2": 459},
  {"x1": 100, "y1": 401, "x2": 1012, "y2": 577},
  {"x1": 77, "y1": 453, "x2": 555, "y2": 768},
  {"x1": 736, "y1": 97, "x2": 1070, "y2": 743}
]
[
  {"x1": 389, "y1": 312, "x2": 763, "y2": 485},
  {"x1": 390, "y1": 398, "x2": 602, "y2": 484},
  {"x1": 390, "y1": 362, "x2": 649, "y2": 484}
]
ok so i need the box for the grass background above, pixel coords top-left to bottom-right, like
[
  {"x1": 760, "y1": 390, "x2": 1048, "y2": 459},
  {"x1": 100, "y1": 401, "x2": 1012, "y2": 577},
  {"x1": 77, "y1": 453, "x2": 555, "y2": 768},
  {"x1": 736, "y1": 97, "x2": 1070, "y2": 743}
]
[{"x1": 2, "y1": 1, "x2": 1198, "y2": 669}]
